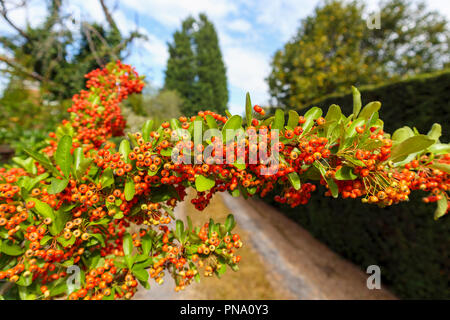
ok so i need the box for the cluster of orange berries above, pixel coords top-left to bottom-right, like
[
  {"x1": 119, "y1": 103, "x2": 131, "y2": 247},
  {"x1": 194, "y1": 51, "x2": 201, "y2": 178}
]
[
  {"x1": 43, "y1": 61, "x2": 144, "y2": 156},
  {"x1": 67, "y1": 260, "x2": 137, "y2": 300},
  {"x1": 2, "y1": 60, "x2": 448, "y2": 300}
]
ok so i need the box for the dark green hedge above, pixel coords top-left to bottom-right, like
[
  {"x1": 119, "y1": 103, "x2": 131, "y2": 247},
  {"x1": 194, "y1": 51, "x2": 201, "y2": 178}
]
[
  {"x1": 300, "y1": 69, "x2": 450, "y2": 141},
  {"x1": 266, "y1": 188, "x2": 450, "y2": 299},
  {"x1": 267, "y1": 71, "x2": 450, "y2": 299}
]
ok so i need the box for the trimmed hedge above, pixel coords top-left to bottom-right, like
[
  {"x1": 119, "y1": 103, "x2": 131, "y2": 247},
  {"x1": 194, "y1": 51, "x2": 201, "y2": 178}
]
[
  {"x1": 266, "y1": 188, "x2": 450, "y2": 299},
  {"x1": 267, "y1": 70, "x2": 450, "y2": 299},
  {"x1": 300, "y1": 69, "x2": 450, "y2": 141}
]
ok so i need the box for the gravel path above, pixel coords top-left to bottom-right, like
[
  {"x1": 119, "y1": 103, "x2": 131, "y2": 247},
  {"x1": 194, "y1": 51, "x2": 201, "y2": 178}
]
[
  {"x1": 134, "y1": 193, "x2": 396, "y2": 300},
  {"x1": 221, "y1": 194, "x2": 396, "y2": 300}
]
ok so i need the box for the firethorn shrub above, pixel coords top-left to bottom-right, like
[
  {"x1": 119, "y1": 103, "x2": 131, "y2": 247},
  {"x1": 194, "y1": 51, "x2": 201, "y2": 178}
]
[{"x1": 0, "y1": 61, "x2": 448, "y2": 300}]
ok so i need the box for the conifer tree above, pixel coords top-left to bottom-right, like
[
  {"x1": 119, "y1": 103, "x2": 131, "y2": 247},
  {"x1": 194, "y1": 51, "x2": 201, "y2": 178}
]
[{"x1": 164, "y1": 14, "x2": 228, "y2": 115}]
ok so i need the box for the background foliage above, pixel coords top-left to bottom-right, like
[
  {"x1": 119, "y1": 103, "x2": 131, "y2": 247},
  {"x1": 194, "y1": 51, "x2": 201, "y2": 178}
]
[{"x1": 267, "y1": 0, "x2": 450, "y2": 109}]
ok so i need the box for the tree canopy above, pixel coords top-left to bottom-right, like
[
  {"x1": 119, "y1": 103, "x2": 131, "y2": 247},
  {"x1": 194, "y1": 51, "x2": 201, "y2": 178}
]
[{"x1": 267, "y1": 0, "x2": 450, "y2": 109}]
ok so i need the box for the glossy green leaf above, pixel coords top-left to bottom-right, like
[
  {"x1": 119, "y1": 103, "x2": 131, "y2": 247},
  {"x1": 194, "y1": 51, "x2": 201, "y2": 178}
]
[
  {"x1": 48, "y1": 178, "x2": 69, "y2": 194},
  {"x1": 119, "y1": 140, "x2": 131, "y2": 164},
  {"x1": 141, "y1": 234, "x2": 152, "y2": 256},
  {"x1": 434, "y1": 195, "x2": 448, "y2": 220},
  {"x1": 427, "y1": 123, "x2": 442, "y2": 141},
  {"x1": 392, "y1": 127, "x2": 415, "y2": 143},
  {"x1": 27, "y1": 198, "x2": 55, "y2": 220},
  {"x1": 1, "y1": 240, "x2": 24, "y2": 256},
  {"x1": 205, "y1": 114, "x2": 218, "y2": 129},
  {"x1": 195, "y1": 175, "x2": 215, "y2": 192},
  {"x1": 287, "y1": 110, "x2": 300, "y2": 129},
  {"x1": 358, "y1": 101, "x2": 381, "y2": 120},
  {"x1": 100, "y1": 168, "x2": 114, "y2": 189},
  {"x1": 124, "y1": 178, "x2": 135, "y2": 201},
  {"x1": 23, "y1": 148, "x2": 58, "y2": 176},
  {"x1": 245, "y1": 92, "x2": 252, "y2": 127},
  {"x1": 390, "y1": 135, "x2": 435, "y2": 163},
  {"x1": 225, "y1": 214, "x2": 236, "y2": 232},
  {"x1": 351, "y1": 86, "x2": 362, "y2": 118},
  {"x1": 301, "y1": 107, "x2": 322, "y2": 136},
  {"x1": 288, "y1": 172, "x2": 301, "y2": 190},
  {"x1": 142, "y1": 119, "x2": 154, "y2": 142},
  {"x1": 272, "y1": 109, "x2": 285, "y2": 131},
  {"x1": 335, "y1": 166, "x2": 358, "y2": 180},
  {"x1": 123, "y1": 233, "x2": 133, "y2": 257},
  {"x1": 55, "y1": 135, "x2": 72, "y2": 177}
]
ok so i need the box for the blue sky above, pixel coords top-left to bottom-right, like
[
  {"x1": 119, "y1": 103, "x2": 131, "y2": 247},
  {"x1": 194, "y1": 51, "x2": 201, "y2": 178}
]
[{"x1": 1, "y1": 0, "x2": 450, "y2": 115}]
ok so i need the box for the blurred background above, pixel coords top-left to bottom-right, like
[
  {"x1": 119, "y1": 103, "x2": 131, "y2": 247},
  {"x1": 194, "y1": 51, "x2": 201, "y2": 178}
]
[{"x1": 0, "y1": 0, "x2": 449, "y2": 299}]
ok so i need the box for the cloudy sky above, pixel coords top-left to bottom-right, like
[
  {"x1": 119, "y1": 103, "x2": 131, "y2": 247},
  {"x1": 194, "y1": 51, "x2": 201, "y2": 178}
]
[{"x1": 1, "y1": 0, "x2": 450, "y2": 114}]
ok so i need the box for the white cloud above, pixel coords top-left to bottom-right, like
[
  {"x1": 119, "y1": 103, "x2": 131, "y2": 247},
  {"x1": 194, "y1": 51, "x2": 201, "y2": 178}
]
[
  {"x1": 226, "y1": 19, "x2": 252, "y2": 33},
  {"x1": 121, "y1": 0, "x2": 238, "y2": 27},
  {"x1": 224, "y1": 46, "x2": 270, "y2": 103}
]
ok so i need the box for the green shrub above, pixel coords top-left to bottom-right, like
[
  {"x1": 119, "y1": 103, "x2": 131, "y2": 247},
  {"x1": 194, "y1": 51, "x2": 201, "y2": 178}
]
[{"x1": 266, "y1": 188, "x2": 449, "y2": 299}]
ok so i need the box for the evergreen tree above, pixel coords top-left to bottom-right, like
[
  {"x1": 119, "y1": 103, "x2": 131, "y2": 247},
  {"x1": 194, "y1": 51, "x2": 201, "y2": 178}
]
[
  {"x1": 194, "y1": 14, "x2": 228, "y2": 115},
  {"x1": 164, "y1": 17, "x2": 197, "y2": 115},
  {"x1": 164, "y1": 14, "x2": 228, "y2": 115}
]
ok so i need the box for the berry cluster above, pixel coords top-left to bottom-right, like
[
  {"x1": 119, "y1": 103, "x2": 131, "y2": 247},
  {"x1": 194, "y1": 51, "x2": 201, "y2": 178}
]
[{"x1": 0, "y1": 61, "x2": 448, "y2": 300}]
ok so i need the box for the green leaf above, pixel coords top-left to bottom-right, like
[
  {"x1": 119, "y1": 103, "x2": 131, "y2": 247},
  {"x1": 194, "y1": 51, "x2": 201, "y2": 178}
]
[
  {"x1": 390, "y1": 135, "x2": 435, "y2": 163},
  {"x1": 26, "y1": 173, "x2": 49, "y2": 191},
  {"x1": 222, "y1": 115, "x2": 243, "y2": 142},
  {"x1": 427, "y1": 123, "x2": 442, "y2": 141},
  {"x1": 358, "y1": 101, "x2": 381, "y2": 120},
  {"x1": 205, "y1": 114, "x2": 218, "y2": 129},
  {"x1": 272, "y1": 109, "x2": 285, "y2": 131},
  {"x1": 119, "y1": 140, "x2": 131, "y2": 164},
  {"x1": 392, "y1": 127, "x2": 415, "y2": 143},
  {"x1": 124, "y1": 178, "x2": 135, "y2": 201},
  {"x1": 170, "y1": 118, "x2": 181, "y2": 131},
  {"x1": 287, "y1": 110, "x2": 300, "y2": 129},
  {"x1": 141, "y1": 234, "x2": 152, "y2": 256},
  {"x1": 48, "y1": 178, "x2": 69, "y2": 194},
  {"x1": 434, "y1": 195, "x2": 448, "y2": 220},
  {"x1": 429, "y1": 162, "x2": 450, "y2": 174},
  {"x1": 245, "y1": 92, "x2": 252, "y2": 127},
  {"x1": 301, "y1": 107, "x2": 322, "y2": 136},
  {"x1": 12, "y1": 157, "x2": 36, "y2": 174},
  {"x1": 27, "y1": 198, "x2": 55, "y2": 220},
  {"x1": 233, "y1": 162, "x2": 246, "y2": 170},
  {"x1": 428, "y1": 143, "x2": 450, "y2": 155},
  {"x1": 351, "y1": 86, "x2": 362, "y2": 118},
  {"x1": 175, "y1": 220, "x2": 185, "y2": 243},
  {"x1": 142, "y1": 119, "x2": 154, "y2": 142},
  {"x1": 23, "y1": 148, "x2": 58, "y2": 176},
  {"x1": 49, "y1": 210, "x2": 70, "y2": 236},
  {"x1": 100, "y1": 168, "x2": 114, "y2": 189},
  {"x1": 55, "y1": 135, "x2": 73, "y2": 177},
  {"x1": 1, "y1": 240, "x2": 24, "y2": 256},
  {"x1": 132, "y1": 266, "x2": 149, "y2": 283},
  {"x1": 123, "y1": 233, "x2": 133, "y2": 257},
  {"x1": 225, "y1": 214, "x2": 236, "y2": 232},
  {"x1": 327, "y1": 179, "x2": 339, "y2": 198},
  {"x1": 335, "y1": 166, "x2": 357, "y2": 180},
  {"x1": 325, "y1": 104, "x2": 341, "y2": 122},
  {"x1": 195, "y1": 175, "x2": 215, "y2": 192},
  {"x1": 287, "y1": 172, "x2": 301, "y2": 190}
]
